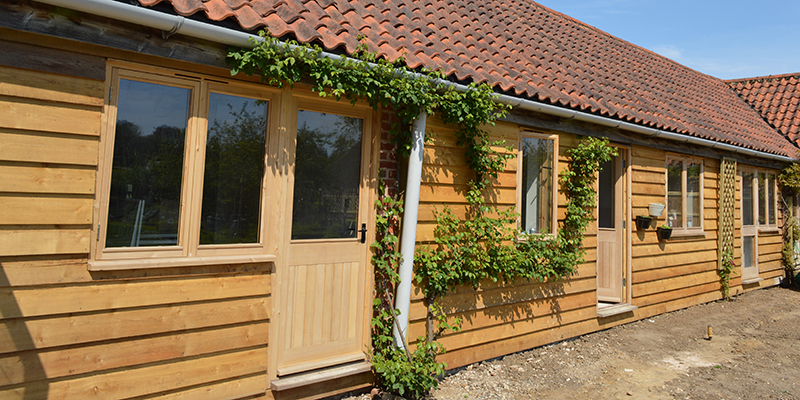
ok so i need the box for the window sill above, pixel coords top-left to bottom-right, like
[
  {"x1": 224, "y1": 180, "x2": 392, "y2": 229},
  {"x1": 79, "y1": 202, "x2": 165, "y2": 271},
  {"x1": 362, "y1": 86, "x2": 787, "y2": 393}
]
[
  {"x1": 271, "y1": 360, "x2": 371, "y2": 391},
  {"x1": 88, "y1": 254, "x2": 277, "y2": 271},
  {"x1": 741, "y1": 277, "x2": 764, "y2": 285},
  {"x1": 758, "y1": 227, "x2": 781, "y2": 234},
  {"x1": 597, "y1": 303, "x2": 638, "y2": 318},
  {"x1": 667, "y1": 230, "x2": 707, "y2": 239}
]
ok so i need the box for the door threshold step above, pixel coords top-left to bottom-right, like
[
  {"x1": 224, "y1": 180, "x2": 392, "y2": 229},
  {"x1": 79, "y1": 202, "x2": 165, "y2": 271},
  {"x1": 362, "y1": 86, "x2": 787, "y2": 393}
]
[
  {"x1": 271, "y1": 361, "x2": 372, "y2": 391},
  {"x1": 597, "y1": 303, "x2": 638, "y2": 318},
  {"x1": 741, "y1": 277, "x2": 764, "y2": 285}
]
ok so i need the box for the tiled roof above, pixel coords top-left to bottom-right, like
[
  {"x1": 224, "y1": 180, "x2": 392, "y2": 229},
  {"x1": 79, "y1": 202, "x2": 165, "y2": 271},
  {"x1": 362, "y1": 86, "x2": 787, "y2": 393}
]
[
  {"x1": 727, "y1": 73, "x2": 800, "y2": 147},
  {"x1": 138, "y1": 0, "x2": 798, "y2": 157}
]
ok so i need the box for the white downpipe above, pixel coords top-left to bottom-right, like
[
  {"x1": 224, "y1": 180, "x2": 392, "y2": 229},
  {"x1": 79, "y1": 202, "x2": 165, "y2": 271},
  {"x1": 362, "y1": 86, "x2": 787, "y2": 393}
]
[
  {"x1": 39, "y1": 0, "x2": 794, "y2": 163},
  {"x1": 393, "y1": 112, "x2": 426, "y2": 347}
]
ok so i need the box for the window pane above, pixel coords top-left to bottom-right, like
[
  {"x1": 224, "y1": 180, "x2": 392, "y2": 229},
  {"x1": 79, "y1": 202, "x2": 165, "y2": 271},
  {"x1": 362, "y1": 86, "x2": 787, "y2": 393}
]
[
  {"x1": 291, "y1": 111, "x2": 363, "y2": 239},
  {"x1": 742, "y1": 235, "x2": 755, "y2": 269},
  {"x1": 598, "y1": 158, "x2": 615, "y2": 229},
  {"x1": 686, "y1": 161, "x2": 701, "y2": 228},
  {"x1": 106, "y1": 79, "x2": 189, "y2": 248},
  {"x1": 768, "y1": 174, "x2": 776, "y2": 225},
  {"x1": 667, "y1": 159, "x2": 683, "y2": 228},
  {"x1": 758, "y1": 172, "x2": 767, "y2": 225},
  {"x1": 521, "y1": 137, "x2": 553, "y2": 233},
  {"x1": 742, "y1": 171, "x2": 754, "y2": 226},
  {"x1": 200, "y1": 93, "x2": 267, "y2": 245}
]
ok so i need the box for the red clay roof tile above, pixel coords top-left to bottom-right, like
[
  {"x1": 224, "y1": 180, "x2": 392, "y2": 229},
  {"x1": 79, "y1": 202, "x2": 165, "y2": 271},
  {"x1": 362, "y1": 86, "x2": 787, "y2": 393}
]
[
  {"x1": 147, "y1": 0, "x2": 797, "y2": 156},
  {"x1": 729, "y1": 73, "x2": 800, "y2": 147}
]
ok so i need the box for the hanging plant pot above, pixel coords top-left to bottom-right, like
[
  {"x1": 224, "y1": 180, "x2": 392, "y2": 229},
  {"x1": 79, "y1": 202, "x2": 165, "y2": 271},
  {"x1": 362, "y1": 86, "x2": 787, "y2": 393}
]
[
  {"x1": 649, "y1": 202, "x2": 666, "y2": 217},
  {"x1": 657, "y1": 226, "x2": 673, "y2": 240},
  {"x1": 635, "y1": 216, "x2": 653, "y2": 230}
]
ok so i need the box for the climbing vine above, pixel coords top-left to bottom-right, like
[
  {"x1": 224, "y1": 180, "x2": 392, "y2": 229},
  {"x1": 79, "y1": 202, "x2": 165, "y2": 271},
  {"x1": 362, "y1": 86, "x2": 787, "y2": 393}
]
[
  {"x1": 719, "y1": 247, "x2": 736, "y2": 300},
  {"x1": 415, "y1": 137, "x2": 617, "y2": 302},
  {"x1": 228, "y1": 32, "x2": 615, "y2": 398},
  {"x1": 780, "y1": 156, "x2": 800, "y2": 288}
]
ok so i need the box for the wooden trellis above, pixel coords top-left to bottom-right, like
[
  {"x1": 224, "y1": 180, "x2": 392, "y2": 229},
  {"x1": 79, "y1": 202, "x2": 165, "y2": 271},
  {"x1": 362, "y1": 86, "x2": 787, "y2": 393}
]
[{"x1": 718, "y1": 157, "x2": 737, "y2": 269}]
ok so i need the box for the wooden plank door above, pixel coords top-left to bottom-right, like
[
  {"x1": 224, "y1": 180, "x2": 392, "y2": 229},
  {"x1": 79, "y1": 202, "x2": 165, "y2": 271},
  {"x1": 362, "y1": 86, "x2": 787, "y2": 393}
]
[
  {"x1": 597, "y1": 153, "x2": 626, "y2": 303},
  {"x1": 275, "y1": 100, "x2": 375, "y2": 376},
  {"x1": 741, "y1": 169, "x2": 759, "y2": 282}
]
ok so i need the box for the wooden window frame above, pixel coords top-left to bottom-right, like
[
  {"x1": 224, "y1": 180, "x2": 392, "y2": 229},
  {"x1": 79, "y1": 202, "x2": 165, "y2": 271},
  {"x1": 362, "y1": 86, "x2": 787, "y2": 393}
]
[
  {"x1": 516, "y1": 130, "x2": 559, "y2": 236},
  {"x1": 741, "y1": 166, "x2": 780, "y2": 233},
  {"x1": 90, "y1": 64, "x2": 281, "y2": 270},
  {"x1": 665, "y1": 154, "x2": 705, "y2": 235}
]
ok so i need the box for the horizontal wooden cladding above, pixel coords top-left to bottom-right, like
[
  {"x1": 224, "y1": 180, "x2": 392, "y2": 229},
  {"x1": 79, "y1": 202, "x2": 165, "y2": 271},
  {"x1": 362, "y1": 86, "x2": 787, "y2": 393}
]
[
  {"x1": 409, "y1": 290, "x2": 596, "y2": 339},
  {"x1": 421, "y1": 165, "x2": 515, "y2": 187},
  {"x1": 0, "y1": 256, "x2": 273, "y2": 287},
  {"x1": 633, "y1": 259, "x2": 716, "y2": 283},
  {"x1": 0, "y1": 95, "x2": 101, "y2": 136},
  {"x1": 0, "y1": 297, "x2": 269, "y2": 354},
  {"x1": 0, "y1": 164, "x2": 95, "y2": 194},
  {"x1": 633, "y1": 270, "x2": 719, "y2": 298},
  {"x1": 438, "y1": 307, "x2": 598, "y2": 368},
  {"x1": 434, "y1": 304, "x2": 598, "y2": 351},
  {"x1": 632, "y1": 250, "x2": 717, "y2": 272},
  {"x1": 0, "y1": 39, "x2": 105, "y2": 81},
  {"x1": 0, "y1": 227, "x2": 89, "y2": 257},
  {"x1": 140, "y1": 374, "x2": 270, "y2": 400},
  {"x1": 408, "y1": 273, "x2": 597, "y2": 321},
  {"x1": 0, "y1": 322, "x2": 268, "y2": 385},
  {"x1": 0, "y1": 273, "x2": 271, "y2": 319},
  {"x1": 0, "y1": 129, "x2": 98, "y2": 166},
  {"x1": 0, "y1": 347, "x2": 267, "y2": 400},
  {"x1": 632, "y1": 239, "x2": 718, "y2": 258},
  {"x1": 0, "y1": 65, "x2": 104, "y2": 107},
  {"x1": 418, "y1": 184, "x2": 516, "y2": 205},
  {"x1": 0, "y1": 196, "x2": 92, "y2": 225}
]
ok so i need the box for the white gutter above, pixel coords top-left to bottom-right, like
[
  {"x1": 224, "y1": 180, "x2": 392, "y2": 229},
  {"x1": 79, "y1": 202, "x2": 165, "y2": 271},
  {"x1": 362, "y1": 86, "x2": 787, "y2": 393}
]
[
  {"x1": 393, "y1": 113, "x2": 427, "y2": 347},
  {"x1": 39, "y1": 0, "x2": 794, "y2": 163}
]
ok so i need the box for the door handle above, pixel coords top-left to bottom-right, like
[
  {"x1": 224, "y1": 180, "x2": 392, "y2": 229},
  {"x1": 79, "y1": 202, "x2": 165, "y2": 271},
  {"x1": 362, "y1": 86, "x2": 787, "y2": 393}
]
[{"x1": 358, "y1": 223, "x2": 367, "y2": 243}]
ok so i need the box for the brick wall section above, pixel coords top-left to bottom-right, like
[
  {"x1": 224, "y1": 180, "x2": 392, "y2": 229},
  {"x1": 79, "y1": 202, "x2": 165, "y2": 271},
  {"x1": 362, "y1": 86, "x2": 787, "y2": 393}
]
[{"x1": 379, "y1": 106, "x2": 400, "y2": 197}]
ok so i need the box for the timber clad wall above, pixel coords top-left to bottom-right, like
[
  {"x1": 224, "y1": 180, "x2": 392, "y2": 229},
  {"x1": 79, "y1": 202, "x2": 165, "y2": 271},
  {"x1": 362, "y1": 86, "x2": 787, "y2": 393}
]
[
  {"x1": 407, "y1": 118, "x2": 784, "y2": 370},
  {"x1": 0, "y1": 42, "x2": 272, "y2": 399},
  {"x1": 0, "y1": 28, "x2": 786, "y2": 399}
]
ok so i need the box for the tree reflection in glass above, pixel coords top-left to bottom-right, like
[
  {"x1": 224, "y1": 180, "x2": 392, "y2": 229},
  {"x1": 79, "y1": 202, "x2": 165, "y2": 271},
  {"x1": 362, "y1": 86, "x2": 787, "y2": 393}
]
[
  {"x1": 106, "y1": 79, "x2": 189, "y2": 248},
  {"x1": 200, "y1": 93, "x2": 267, "y2": 245},
  {"x1": 291, "y1": 110, "x2": 363, "y2": 240}
]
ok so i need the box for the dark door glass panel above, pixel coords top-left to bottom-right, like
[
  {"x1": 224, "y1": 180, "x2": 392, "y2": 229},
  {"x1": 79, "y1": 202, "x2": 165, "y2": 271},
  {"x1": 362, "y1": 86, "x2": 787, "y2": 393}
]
[
  {"x1": 200, "y1": 93, "x2": 268, "y2": 245},
  {"x1": 598, "y1": 158, "x2": 615, "y2": 229},
  {"x1": 742, "y1": 172, "x2": 754, "y2": 226},
  {"x1": 291, "y1": 110, "x2": 363, "y2": 240},
  {"x1": 106, "y1": 79, "x2": 190, "y2": 247}
]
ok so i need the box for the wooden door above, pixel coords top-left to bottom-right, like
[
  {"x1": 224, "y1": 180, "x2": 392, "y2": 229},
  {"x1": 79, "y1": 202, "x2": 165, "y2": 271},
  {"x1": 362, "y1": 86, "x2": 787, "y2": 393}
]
[
  {"x1": 275, "y1": 100, "x2": 375, "y2": 376},
  {"x1": 741, "y1": 169, "x2": 759, "y2": 282},
  {"x1": 597, "y1": 153, "x2": 626, "y2": 303}
]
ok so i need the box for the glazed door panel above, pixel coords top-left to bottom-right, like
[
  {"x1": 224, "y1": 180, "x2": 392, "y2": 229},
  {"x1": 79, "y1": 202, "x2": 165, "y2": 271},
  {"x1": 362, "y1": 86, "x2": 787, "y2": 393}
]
[
  {"x1": 597, "y1": 154, "x2": 626, "y2": 303},
  {"x1": 276, "y1": 106, "x2": 374, "y2": 376}
]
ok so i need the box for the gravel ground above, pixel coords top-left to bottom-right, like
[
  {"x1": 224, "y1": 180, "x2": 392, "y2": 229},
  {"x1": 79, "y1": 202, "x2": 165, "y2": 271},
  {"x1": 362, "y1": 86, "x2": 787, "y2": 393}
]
[{"x1": 341, "y1": 286, "x2": 800, "y2": 400}]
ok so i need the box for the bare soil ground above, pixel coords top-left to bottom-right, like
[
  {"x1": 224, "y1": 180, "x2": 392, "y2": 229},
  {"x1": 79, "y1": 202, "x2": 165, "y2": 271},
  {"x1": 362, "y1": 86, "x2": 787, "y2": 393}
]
[{"x1": 343, "y1": 286, "x2": 800, "y2": 400}]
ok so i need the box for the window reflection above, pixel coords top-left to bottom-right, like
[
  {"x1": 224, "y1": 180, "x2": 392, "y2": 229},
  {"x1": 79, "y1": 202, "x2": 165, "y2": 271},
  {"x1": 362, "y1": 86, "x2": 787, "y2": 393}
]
[
  {"x1": 521, "y1": 137, "x2": 553, "y2": 234},
  {"x1": 291, "y1": 110, "x2": 363, "y2": 240},
  {"x1": 200, "y1": 93, "x2": 267, "y2": 245},
  {"x1": 667, "y1": 159, "x2": 683, "y2": 228},
  {"x1": 686, "y1": 161, "x2": 701, "y2": 228},
  {"x1": 742, "y1": 171, "x2": 754, "y2": 226},
  {"x1": 598, "y1": 158, "x2": 615, "y2": 229},
  {"x1": 106, "y1": 79, "x2": 189, "y2": 248}
]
